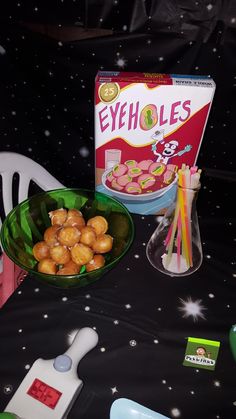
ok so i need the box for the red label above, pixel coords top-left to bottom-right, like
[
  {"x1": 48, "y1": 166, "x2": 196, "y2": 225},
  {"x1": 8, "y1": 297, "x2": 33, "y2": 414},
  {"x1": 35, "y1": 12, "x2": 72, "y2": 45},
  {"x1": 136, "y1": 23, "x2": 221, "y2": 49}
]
[{"x1": 27, "y1": 378, "x2": 62, "y2": 409}]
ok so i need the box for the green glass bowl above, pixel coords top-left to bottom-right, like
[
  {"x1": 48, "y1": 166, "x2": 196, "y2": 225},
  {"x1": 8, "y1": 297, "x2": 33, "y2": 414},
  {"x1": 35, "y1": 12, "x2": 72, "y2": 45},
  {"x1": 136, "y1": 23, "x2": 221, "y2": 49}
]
[{"x1": 1, "y1": 188, "x2": 134, "y2": 289}]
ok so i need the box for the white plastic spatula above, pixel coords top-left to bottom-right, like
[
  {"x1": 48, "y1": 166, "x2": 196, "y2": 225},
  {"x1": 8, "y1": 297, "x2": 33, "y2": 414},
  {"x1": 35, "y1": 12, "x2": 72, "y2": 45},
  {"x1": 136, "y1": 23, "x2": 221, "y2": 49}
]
[{"x1": 4, "y1": 327, "x2": 98, "y2": 419}]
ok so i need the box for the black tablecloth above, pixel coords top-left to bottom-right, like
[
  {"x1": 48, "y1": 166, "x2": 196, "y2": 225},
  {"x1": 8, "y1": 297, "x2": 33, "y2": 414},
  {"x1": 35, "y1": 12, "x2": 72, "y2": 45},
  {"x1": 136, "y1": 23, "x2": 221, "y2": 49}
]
[
  {"x1": 0, "y1": 173, "x2": 235, "y2": 419},
  {"x1": 0, "y1": 2, "x2": 236, "y2": 417}
]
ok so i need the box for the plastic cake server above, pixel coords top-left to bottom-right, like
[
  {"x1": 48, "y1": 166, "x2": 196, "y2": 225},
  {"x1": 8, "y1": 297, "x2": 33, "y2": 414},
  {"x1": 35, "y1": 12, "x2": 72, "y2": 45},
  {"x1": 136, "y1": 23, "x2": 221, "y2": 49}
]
[{"x1": 4, "y1": 327, "x2": 98, "y2": 419}]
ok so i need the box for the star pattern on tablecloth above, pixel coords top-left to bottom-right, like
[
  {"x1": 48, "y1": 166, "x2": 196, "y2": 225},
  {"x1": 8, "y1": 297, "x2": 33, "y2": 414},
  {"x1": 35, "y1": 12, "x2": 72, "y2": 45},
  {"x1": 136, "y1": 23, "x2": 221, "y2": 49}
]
[
  {"x1": 178, "y1": 297, "x2": 206, "y2": 321},
  {"x1": 111, "y1": 386, "x2": 118, "y2": 394}
]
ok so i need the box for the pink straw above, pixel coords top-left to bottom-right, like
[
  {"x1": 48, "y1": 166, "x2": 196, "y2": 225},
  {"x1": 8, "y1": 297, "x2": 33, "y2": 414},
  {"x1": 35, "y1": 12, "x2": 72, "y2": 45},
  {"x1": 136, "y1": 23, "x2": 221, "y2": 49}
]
[{"x1": 164, "y1": 222, "x2": 173, "y2": 247}]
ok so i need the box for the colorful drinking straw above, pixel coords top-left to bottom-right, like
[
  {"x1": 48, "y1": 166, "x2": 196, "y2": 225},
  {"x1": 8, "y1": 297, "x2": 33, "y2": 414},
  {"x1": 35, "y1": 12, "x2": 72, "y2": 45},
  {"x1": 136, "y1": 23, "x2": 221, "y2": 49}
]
[{"x1": 164, "y1": 164, "x2": 201, "y2": 271}]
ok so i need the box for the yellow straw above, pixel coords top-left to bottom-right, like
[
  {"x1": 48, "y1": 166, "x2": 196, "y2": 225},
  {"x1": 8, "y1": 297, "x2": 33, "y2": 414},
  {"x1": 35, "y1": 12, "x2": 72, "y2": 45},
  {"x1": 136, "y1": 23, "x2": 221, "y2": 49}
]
[
  {"x1": 178, "y1": 181, "x2": 190, "y2": 268},
  {"x1": 179, "y1": 166, "x2": 193, "y2": 267}
]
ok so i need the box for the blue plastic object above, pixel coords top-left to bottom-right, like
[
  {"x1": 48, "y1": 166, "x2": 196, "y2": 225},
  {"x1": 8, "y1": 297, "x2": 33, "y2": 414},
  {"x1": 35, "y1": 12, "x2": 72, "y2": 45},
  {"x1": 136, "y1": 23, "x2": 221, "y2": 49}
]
[
  {"x1": 53, "y1": 354, "x2": 72, "y2": 372},
  {"x1": 110, "y1": 398, "x2": 170, "y2": 419}
]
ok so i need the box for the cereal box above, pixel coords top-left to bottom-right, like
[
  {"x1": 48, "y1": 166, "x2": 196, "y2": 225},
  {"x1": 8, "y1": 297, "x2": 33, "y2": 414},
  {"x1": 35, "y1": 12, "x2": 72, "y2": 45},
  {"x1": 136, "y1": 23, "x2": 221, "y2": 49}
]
[{"x1": 95, "y1": 71, "x2": 215, "y2": 215}]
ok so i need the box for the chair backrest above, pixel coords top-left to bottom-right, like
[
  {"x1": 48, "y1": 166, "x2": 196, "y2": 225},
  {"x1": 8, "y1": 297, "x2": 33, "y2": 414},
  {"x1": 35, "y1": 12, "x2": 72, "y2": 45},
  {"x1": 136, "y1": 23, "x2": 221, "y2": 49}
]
[
  {"x1": 0, "y1": 152, "x2": 65, "y2": 305},
  {"x1": 0, "y1": 152, "x2": 65, "y2": 230}
]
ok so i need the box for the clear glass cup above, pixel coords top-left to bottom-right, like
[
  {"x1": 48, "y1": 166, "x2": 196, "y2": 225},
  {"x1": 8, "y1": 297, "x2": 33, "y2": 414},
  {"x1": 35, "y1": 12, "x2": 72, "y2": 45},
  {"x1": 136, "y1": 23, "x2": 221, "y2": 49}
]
[{"x1": 105, "y1": 149, "x2": 121, "y2": 169}]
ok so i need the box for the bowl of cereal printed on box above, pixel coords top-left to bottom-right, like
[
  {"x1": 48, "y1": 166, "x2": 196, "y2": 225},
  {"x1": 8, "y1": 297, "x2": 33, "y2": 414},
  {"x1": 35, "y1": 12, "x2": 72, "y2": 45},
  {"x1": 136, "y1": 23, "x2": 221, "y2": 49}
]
[{"x1": 102, "y1": 159, "x2": 178, "y2": 201}]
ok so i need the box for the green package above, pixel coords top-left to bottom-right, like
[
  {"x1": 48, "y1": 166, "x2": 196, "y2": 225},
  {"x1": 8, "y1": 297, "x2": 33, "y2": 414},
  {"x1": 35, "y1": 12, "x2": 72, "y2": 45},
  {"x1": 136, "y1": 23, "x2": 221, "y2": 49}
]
[{"x1": 183, "y1": 337, "x2": 220, "y2": 371}]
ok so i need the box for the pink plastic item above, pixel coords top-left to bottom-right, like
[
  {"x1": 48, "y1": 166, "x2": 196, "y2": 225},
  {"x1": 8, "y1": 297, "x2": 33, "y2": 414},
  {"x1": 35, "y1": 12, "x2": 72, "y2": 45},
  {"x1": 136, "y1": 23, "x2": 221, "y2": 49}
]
[{"x1": 0, "y1": 253, "x2": 27, "y2": 308}]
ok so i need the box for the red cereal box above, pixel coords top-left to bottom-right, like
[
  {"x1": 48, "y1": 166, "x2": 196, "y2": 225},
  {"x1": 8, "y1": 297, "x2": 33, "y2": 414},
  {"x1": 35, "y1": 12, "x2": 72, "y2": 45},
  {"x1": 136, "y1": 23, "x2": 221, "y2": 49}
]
[{"x1": 95, "y1": 71, "x2": 215, "y2": 215}]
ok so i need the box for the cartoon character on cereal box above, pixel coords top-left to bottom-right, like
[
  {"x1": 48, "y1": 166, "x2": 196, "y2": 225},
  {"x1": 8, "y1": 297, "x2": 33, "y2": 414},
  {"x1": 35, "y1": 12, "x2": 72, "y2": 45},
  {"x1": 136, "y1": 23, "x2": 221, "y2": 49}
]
[{"x1": 151, "y1": 130, "x2": 192, "y2": 165}]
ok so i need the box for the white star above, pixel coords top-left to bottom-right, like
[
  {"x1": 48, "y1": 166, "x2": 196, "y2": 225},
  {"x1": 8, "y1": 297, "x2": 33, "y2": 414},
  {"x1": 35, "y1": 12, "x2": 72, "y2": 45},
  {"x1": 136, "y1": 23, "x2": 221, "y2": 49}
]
[
  {"x1": 178, "y1": 297, "x2": 206, "y2": 321},
  {"x1": 111, "y1": 386, "x2": 118, "y2": 394},
  {"x1": 171, "y1": 407, "x2": 181, "y2": 417},
  {"x1": 79, "y1": 146, "x2": 89, "y2": 157},
  {"x1": 4, "y1": 385, "x2": 13, "y2": 394},
  {"x1": 214, "y1": 380, "x2": 221, "y2": 387},
  {"x1": 125, "y1": 304, "x2": 131, "y2": 309},
  {"x1": 115, "y1": 56, "x2": 127, "y2": 68},
  {"x1": 206, "y1": 3, "x2": 213, "y2": 11}
]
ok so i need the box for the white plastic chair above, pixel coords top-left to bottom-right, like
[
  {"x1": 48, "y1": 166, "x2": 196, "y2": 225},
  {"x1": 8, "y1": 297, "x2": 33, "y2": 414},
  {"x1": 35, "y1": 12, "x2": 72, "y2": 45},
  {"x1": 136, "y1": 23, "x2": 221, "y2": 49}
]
[{"x1": 0, "y1": 152, "x2": 65, "y2": 307}]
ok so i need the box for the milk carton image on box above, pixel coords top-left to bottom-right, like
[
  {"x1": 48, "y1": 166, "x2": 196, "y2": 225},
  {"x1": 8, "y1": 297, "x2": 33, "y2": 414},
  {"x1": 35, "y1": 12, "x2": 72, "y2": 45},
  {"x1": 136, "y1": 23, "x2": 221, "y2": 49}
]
[{"x1": 95, "y1": 72, "x2": 215, "y2": 215}]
